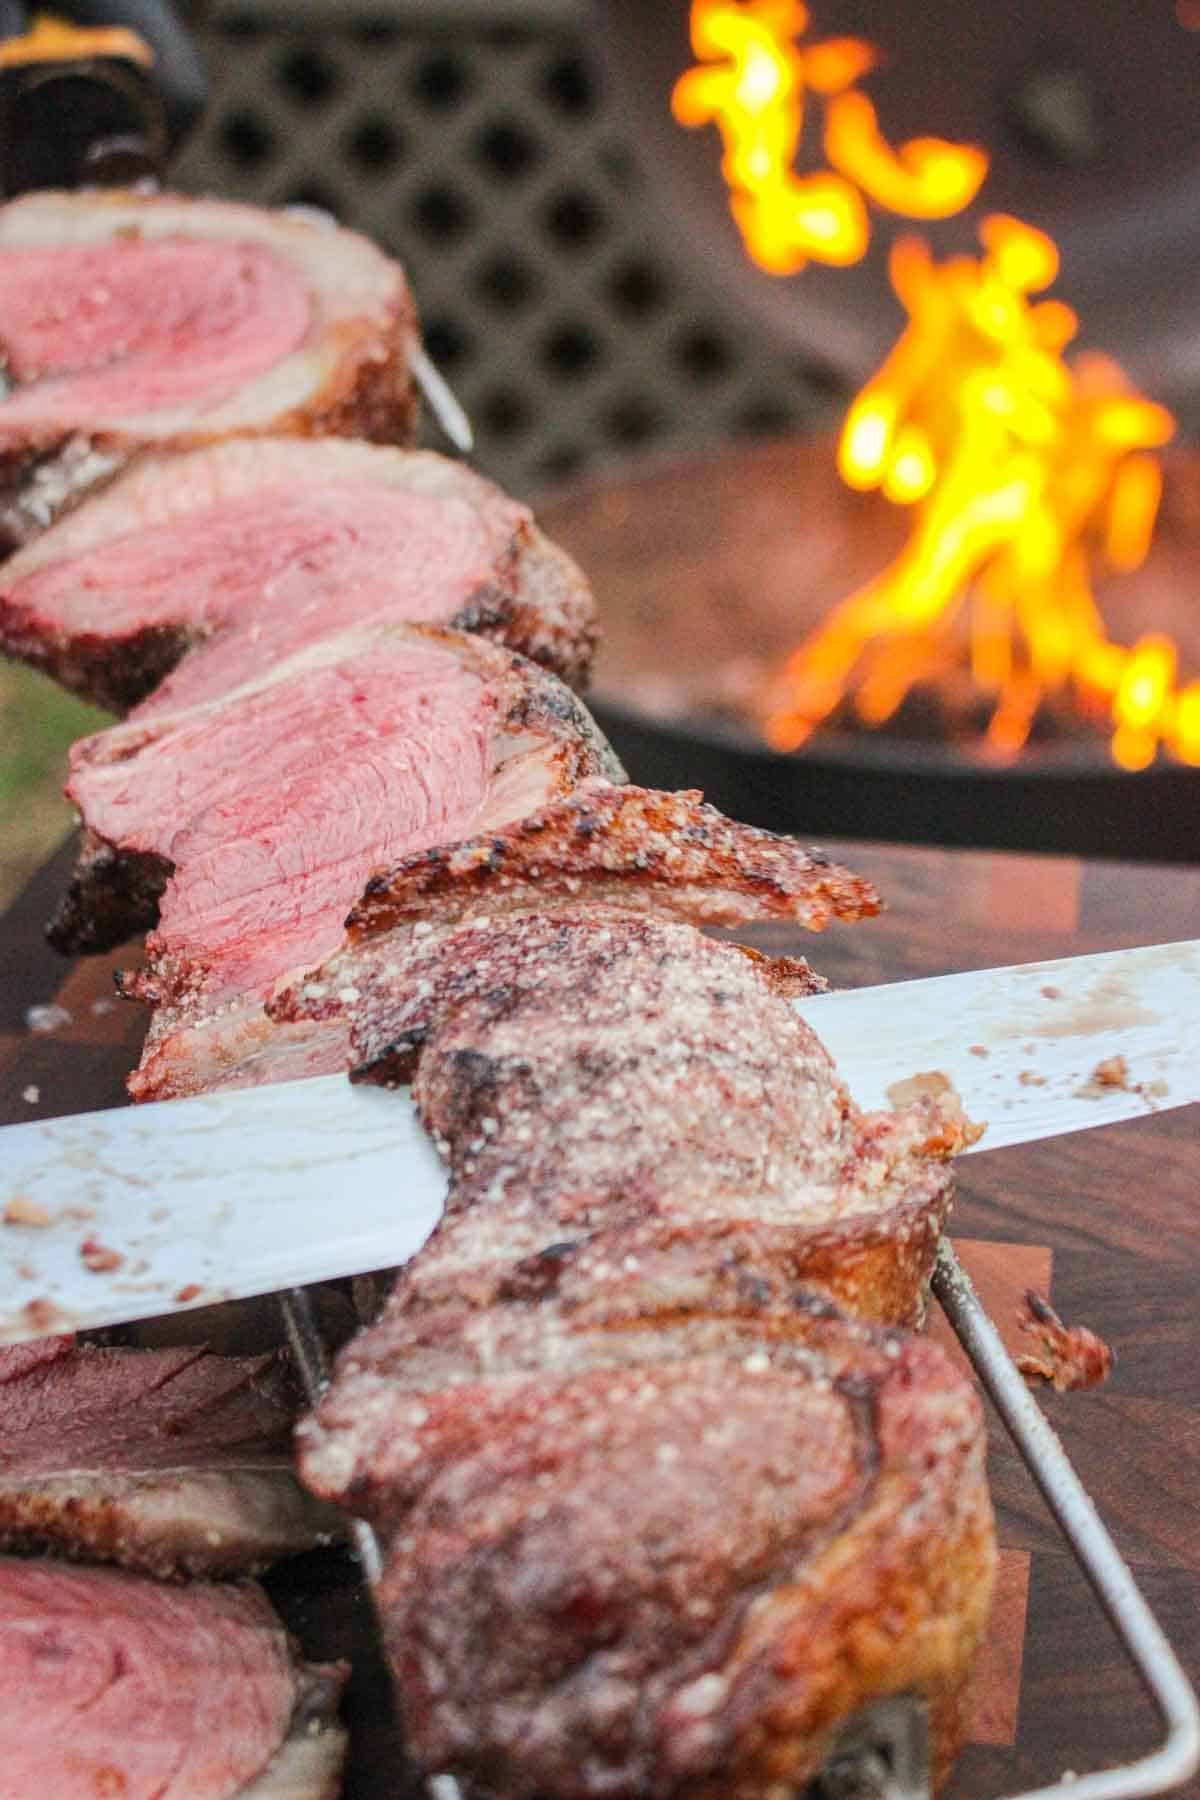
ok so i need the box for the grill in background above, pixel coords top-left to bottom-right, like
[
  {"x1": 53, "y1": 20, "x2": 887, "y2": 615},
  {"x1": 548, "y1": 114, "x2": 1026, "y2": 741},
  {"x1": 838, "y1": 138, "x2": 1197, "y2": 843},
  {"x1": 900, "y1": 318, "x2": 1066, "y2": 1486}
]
[{"x1": 174, "y1": 0, "x2": 832, "y2": 497}]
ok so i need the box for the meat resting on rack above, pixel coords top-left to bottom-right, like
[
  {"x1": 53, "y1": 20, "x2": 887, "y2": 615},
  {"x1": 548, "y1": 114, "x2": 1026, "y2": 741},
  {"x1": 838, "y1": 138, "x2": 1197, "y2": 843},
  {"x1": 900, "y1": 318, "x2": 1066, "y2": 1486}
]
[
  {"x1": 0, "y1": 439, "x2": 597, "y2": 711},
  {"x1": 0, "y1": 1335, "x2": 339, "y2": 1578},
  {"x1": 0, "y1": 190, "x2": 420, "y2": 550}
]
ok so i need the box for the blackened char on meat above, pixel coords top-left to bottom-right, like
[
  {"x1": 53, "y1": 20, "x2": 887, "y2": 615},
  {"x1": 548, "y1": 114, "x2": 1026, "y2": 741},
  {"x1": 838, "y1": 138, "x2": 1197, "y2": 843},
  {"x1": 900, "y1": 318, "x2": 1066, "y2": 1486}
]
[
  {"x1": 52, "y1": 625, "x2": 621, "y2": 1098},
  {"x1": 0, "y1": 1336, "x2": 339, "y2": 1578},
  {"x1": 0, "y1": 439, "x2": 597, "y2": 712},
  {"x1": 300, "y1": 1253, "x2": 995, "y2": 1797},
  {"x1": 0, "y1": 1556, "x2": 347, "y2": 1797},
  {"x1": 0, "y1": 190, "x2": 420, "y2": 551},
  {"x1": 304, "y1": 910, "x2": 952, "y2": 1326},
  {"x1": 271, "y1": 778, "x2": 880, "y2": 1045}
]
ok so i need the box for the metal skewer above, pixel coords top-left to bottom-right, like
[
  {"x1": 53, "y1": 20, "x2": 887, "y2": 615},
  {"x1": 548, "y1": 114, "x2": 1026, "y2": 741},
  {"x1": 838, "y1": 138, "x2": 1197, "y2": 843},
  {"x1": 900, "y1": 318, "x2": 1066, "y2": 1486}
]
[
  {"x1": 933, "y1": 1238, "x2": 1200, "y2": 1800},
  {"x1": 277, "y1": 1284, "x2": 383, "y2": 1585},
  {"x1": 410, "y1": 345, "x2": 474, "y2": 454}
]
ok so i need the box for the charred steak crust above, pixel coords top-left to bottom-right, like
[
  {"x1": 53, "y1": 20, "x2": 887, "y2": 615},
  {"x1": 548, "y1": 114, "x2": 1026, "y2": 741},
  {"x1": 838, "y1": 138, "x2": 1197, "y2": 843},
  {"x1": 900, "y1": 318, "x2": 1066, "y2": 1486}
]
[
  {"x1": 343, "y1": 779, "x2": 880, "y2": 940},
  {"x1": 320, "y1": 911, "x2": 952, "y2": 1327},
  {"x1": 0, "y1": 1337, "x2": 339, "y2": 1578},
  {"x1": 0, "y1": 442, "x2": 599, "y2": 713},
  {"x1": 300, "y1": 1269, "x2": 994, "y2": 1798},
  {"x1": 45, "y1": 830, "x2": 171, "y2": 957}
]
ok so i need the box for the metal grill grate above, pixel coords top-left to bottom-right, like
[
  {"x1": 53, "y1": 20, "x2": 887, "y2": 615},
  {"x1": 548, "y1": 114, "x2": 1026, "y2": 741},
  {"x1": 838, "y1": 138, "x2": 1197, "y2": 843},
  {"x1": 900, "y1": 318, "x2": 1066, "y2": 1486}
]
[{"x1": 174, "y1": 3, "x2": 831, "y2": 496}]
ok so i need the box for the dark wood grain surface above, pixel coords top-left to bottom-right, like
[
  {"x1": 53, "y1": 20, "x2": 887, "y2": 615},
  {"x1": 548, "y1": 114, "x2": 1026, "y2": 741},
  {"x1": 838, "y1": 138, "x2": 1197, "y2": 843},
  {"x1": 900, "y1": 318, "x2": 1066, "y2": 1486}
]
[{"x1": 2, "y1": 835, "x2": 1198, "y2": 1799}]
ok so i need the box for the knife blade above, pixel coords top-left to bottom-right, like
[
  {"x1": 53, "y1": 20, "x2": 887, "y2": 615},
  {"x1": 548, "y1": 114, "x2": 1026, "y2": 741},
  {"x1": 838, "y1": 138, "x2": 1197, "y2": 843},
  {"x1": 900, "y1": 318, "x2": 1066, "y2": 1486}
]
[{"x1": 2, "y1": 937, "x2": 1196, "y2": 1344}]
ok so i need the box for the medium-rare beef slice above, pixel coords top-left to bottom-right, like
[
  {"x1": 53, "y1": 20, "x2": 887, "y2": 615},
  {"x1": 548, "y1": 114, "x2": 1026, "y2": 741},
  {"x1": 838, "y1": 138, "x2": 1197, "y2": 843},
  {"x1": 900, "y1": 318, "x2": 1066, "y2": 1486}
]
[
  {"x1": 0, "y1": 439, "x2": 597, "y2": 710},
  {"x1": 311, "y1": 910, "x2": 952, "y2": 1325},
  {"x1": 0, "y1": 1556, "x2": 347, "y2": 1798},
  {"x1": 271, "y1": 780, "x2": 879, "y2": 1036},
  {"x1": 0, "y1": 189, "x2": 418, "y2": 548},
  {"x1": 299, "y1": 1273, "x2": 995, "y2": 1797},
  {"x1": 0, "y1": 1337, "x2": 339, "y2": 1578},
  {"x1": 52, "y1": 624, "x2": 619, "y2": 1097}
]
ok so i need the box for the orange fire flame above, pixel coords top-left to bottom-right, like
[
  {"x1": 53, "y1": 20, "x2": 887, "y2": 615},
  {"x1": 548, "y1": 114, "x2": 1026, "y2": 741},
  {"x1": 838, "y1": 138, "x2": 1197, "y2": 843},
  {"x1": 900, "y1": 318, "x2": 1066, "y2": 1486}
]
[
  {"x1": 671, "y1": 1, "x2": 987, "y2": 273},
  {"x1": 764, "y1": 217, "x2": 1200, "y2": 769}
]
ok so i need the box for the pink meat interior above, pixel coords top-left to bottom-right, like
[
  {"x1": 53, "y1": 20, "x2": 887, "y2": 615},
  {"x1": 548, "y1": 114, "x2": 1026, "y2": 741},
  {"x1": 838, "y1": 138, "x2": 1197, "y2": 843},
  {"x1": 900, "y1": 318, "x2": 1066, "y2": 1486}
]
[
  {"x1": 72, "y1": 638, "x2": 496, "y2": 1001},
  {"x1": 8, "y1": 481, "x2": 519, "y2": 714},
  {"x1": 0, "y1": 239, "x2": 310, "y2": 432},
  {"x1": 0, "y1": 1558, "x2": 296, "y2": 1798}
]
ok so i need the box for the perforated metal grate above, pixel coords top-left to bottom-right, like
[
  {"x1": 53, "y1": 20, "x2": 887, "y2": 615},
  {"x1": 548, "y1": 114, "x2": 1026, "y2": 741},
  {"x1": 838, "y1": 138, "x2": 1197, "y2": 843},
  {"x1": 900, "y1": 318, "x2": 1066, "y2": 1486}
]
[{"x1": 174, "y1": 3, "x2": 831, "y2": 496}]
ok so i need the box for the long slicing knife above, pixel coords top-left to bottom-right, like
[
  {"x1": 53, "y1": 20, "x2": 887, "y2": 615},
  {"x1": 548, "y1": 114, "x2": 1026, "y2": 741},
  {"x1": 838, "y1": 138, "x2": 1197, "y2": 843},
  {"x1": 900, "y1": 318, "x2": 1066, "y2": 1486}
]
[{"x1": 1, "y1": 936, "x2": 1196, "y2": 1344}]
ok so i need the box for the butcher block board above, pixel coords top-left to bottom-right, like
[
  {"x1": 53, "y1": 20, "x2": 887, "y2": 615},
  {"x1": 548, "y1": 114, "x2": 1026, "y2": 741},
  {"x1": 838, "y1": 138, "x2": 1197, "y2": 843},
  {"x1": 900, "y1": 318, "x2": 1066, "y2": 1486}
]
[{"x1": 4, "y1": 836, "x2": 1200, "y2": 1799}]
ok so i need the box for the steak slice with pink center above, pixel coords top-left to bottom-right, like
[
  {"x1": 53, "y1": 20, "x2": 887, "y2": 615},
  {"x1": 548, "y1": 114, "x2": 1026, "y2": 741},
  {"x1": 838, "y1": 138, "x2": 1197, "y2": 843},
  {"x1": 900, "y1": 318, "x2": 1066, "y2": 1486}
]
[
  {"x1": 0, "y1": 439, "x2": 597, "y2": 708},
  {"x1": 53, "y1": 624, "x2": 620, "y2": 1097},
  {"x1": 0, "y1": 1557, "x2": 346, "y2": 1797},
  {"x1": 0, "y1": 191, "x2": 419, "y2": 546},
  {"x1": 0, "y1": 239, "x2": 311, "y2": 424},
  {"x1": 0, "y1": 1336, "x2": 339, "y2": 1578}
]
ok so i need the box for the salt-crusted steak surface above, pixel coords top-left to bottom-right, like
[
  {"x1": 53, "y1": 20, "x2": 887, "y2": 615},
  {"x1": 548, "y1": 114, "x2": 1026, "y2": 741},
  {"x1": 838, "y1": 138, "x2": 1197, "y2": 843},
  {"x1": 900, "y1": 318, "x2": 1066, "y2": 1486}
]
[
  {"x1": 52, "y1": 625, "x2": 620, "y2": 1098},
  {"x1": 0, "y1": 440, "x2": 597, "y2": 709},
  {"x1": 273, "y1": 780, "x2": 879, "y2": 1031},
  {"x1": 0, "y1": 190, "x2": 419, "y2": 548},
  {"x1": 0, "y1": 1336, "x2": 338, "y2": 1578},
  {"x1": 290, "y1": 909, "x2": 949, "y2": 1325},
  {"x1": 301, "y1": 1266, "x2": 994, "y2": 1798},
  {"x1": 0, "y1": 1555, "x2": 347, "y2": 1798},
  {"x1": 344, "y1": 778, "x2": 878, "y2": 941}
]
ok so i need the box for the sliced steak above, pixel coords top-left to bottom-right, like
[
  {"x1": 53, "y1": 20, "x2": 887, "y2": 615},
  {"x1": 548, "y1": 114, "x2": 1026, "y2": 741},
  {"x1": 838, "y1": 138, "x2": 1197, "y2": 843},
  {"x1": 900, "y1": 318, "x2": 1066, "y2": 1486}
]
[
  {"x1": 52, "y1": 625, "x2": 620, "y2": 1097},
  {"x1": 0, "y1": 1556, "x2": 347, "y2": 1797},
  {"x1": 0, "y1": 1337, "x2": 339, "y2": 1578},
  {"x1": 271, "y1": 779, "x2": 879, "y2": 1042},
  {"x1": 0, "y1": 439, "x2": 596, "y2": 710},
  {"x1": 300, "y1": 1267, "x2": 994, "y2": 1797},
  {"x1": 302, "y1": 910, "x2": 952, "y2": 1326},
  {"x1": 0, "y1": 190, "x2": 418, "y2": 548}
]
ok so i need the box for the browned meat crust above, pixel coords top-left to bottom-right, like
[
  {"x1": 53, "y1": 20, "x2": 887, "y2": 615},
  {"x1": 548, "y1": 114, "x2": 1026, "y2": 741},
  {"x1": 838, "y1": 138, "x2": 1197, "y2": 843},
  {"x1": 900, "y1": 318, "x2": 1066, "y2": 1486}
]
[
  {"x1": 272, "y1": 781, "x2": 880, "y2": 1039},
  {"x1": 447, "y1": 521, "x2": 598, "y2": 697},
  {"x1": 46, "y1": 830, "x2": 170, "y2": 957},
  {"x1": 0, "y1": 1336, "x2": 339, "y2": 1578},
  {"x1": 318, "y1": 911, "x2": 951, "y2": 1327},
  {"x1": 1017, "y1": 1288, "x2": 1114, "y2": 1392},
  {"x1": 346, "y1": 779, "x2": 881, "y2": 940},
  {"x1": 70, "y1": 635, "x2": 623, "y2": 1104},
  {"x1": 294, "y1": 910, "x2": 987, "y2": 1792},
  {"x1": 301, "y1": 1266, "x2": 994, "y2": 1797}
]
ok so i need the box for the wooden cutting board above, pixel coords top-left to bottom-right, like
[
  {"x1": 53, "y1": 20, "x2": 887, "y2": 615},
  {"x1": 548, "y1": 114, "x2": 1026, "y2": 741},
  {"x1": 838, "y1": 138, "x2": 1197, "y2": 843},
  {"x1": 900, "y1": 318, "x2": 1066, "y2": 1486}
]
[{"x1": 3, "y1": 835, "x2": 1199, "y2": 1799}]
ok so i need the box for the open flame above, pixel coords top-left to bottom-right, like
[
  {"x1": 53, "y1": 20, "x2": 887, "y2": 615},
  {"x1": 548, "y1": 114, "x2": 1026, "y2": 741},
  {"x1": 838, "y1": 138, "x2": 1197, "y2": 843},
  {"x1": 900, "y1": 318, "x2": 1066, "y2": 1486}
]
[
  {"x1": 763, "y1": 217, "x2": 1200, "y2": 769},
  {"x1": 671, "y1": 1, "x2": 987, "y2": 272}
]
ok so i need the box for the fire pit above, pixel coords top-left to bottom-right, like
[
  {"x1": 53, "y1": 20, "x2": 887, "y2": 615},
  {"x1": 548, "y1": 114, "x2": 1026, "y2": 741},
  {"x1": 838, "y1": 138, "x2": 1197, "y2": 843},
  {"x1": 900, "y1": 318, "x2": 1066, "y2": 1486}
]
[{"x1": 536, "y1": 434, "x2": 1200, "y2": 862}]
